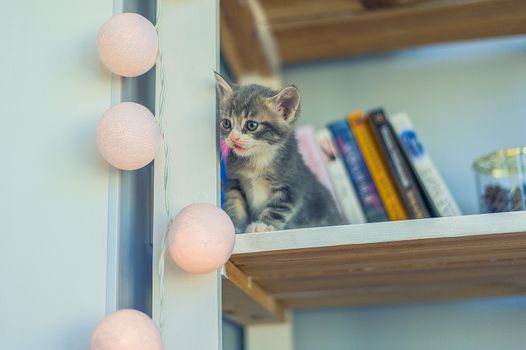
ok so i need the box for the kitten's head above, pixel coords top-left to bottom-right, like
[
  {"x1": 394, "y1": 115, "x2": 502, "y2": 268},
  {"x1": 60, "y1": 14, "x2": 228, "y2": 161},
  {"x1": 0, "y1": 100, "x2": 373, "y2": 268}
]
[{"x1": 215, "y1": 72, "x2": 301, "y2": 158}]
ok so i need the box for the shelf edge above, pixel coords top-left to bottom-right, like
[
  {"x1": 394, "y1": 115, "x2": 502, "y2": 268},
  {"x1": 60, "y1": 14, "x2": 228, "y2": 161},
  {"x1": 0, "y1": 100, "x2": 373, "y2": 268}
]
[
  {"x1": 233, "y1": 212, "x2": 526, "y2": 255},
  {"x1": 223, "y1": 261, "x2": 288, "y2": 324}
]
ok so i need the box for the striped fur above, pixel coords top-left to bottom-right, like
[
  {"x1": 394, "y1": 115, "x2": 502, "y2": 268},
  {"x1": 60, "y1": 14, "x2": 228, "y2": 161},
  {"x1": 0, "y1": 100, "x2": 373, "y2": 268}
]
[{"x1": 216, "y1": 73, "x2": 344, "y2": 233}]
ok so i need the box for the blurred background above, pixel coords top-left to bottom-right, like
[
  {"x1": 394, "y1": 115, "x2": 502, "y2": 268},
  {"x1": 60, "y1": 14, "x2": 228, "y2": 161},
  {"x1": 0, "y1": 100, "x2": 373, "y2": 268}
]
[{"x1": 220, "y1": 1, "x2": 526, "y2": 349}]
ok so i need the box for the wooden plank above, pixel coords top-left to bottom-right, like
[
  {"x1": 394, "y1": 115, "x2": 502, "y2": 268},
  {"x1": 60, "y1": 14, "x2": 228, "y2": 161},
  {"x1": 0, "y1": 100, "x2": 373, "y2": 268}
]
[
  {"x1": 233, "y1": 232, "x2": 526, "y2": 307},
  {"x1": 222, "y1": 212, "x2": 526, "y2": 322},
  {"x1": 223, "y1": 277, "x2": 284, "y2": 325},
  {"x1": 260, "y1": 0, "x2": 364, "y2": 25},
  {"x1": 233, "y1": 237, "x2": 526, "y2": 266},
  {"x1": 232, "y1": 212, "x2": 526, "y2": 254},
  {"x1": 233, "y1": 231, "x2": 526, "y2": 264},
  {"x1": 360, "y1": 0, "x2": 428, "y2": 10},
  {"x1": 222, "y1": 261, "x2": 287, "y2": 325},
  {"x1": 220, "y1": 0, "x2": 279, "y2": 80},
  {"x1": 237, "y1": 248, "x2": 526, "y2": 281},
  {"x1": 263, "y1": 263, "x2": 526, "y2": 293},
  {"x1": 269, "y1": 0, "x2": 526, "y2": 63},
  {"x1": 232, "y1": 234, "x2": 526, "y2": 276},
  {"x1": 280, "y1": 279, "x2": 526, "y2": 308},
  {"x1": 221, "y1": 0, "x2": 526, "y2": 72}
]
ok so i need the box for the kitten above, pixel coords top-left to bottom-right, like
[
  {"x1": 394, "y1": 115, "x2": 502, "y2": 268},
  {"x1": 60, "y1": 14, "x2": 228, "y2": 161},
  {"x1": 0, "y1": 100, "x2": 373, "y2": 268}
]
[{"x1": 215, "y1": 73, "x2": 345, "y2": 233}]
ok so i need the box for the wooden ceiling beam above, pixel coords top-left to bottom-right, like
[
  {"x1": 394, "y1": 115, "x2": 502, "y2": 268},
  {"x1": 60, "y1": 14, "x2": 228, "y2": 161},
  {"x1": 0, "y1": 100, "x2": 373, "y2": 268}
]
[
  {"x1": 268, "y1": 0, "x2": 526, "y2": 64},
  {"x1": 220, "y1": 0, "x2": 526, "y2": 82},
  {"x1": 259, "y1": 0, "x2": 364, "y2": 25},
  {"x1": 222, "y1": 261, "x2": 287, "y2": 325},
  {"x1": 220, "y1": 0, "x2": 280, "y2": 83}
]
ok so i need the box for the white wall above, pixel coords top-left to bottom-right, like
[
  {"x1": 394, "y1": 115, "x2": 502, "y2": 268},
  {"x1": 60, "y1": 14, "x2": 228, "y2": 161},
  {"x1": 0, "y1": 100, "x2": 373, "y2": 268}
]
[
  {"x1": 282, "y1": 36, "x2": 526, "y2": 350},
  {"x1": 245, "y1": 321, "x2": 294, "y2": 350},
  {"x1": 293, "y1": 296, "x2": 526, "y2": 350},
  {"x1": 0, "y1": 1, "x2": 116, "y2": 348}
]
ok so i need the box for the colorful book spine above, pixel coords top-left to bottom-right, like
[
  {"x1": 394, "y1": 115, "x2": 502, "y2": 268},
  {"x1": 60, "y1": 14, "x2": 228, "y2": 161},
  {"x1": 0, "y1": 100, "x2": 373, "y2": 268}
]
[
  {"x1": 348, "y1": 111, "x2": 409, "y2": 221},
  {"x1": 367, "y1": 109, "x2": 431, "y2": 219},
  {"x1": 219, "y1": 138, "x2": 229, "y2": 208},
  {"x1": 316, "y1": 128, "x2": 367, "y2": 224},
  {"x1": 296, "y1": 125, "x2": 342, "y2": 215},
  {"x1": 389, "y1": 112, "x2": 462, "y2": 217},
  {"x1": 329, "y1": 119, "x2": 388, "y2": 222}
]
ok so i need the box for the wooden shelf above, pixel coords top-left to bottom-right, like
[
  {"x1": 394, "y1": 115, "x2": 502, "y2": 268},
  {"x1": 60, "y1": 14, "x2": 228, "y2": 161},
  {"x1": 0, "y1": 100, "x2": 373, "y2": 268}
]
[
  {"x1": 222, "y1": 212, "x2": 526, "y2": 325},
  {"x1": 220, "y1": 0, "x2": 526, "y2": 79}
]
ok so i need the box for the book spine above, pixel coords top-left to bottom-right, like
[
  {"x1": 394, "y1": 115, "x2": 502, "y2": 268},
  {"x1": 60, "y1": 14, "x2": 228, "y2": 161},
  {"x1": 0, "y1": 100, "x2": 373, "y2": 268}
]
[
  {"x1": 296, "y1": 126, "x2": 342, "y2": 215},
  {"x1": 219, "y1": 138, "x2": 229, "y2": 208},
  {"x1": 389, "y1": 112, "x2": 462, "y2": 217},
  {"x1": 367, "y1": 109, "x2": 431, "y2": 219},
  {"x1": 348, "y1": 111, "x2": 409, "y2": 221},
  {"x1": 329, "y1": 119, "x2": 388, "y2": 222},
  {"x1": 316, "y1": 128, "x2": 367, "y2": 224}
]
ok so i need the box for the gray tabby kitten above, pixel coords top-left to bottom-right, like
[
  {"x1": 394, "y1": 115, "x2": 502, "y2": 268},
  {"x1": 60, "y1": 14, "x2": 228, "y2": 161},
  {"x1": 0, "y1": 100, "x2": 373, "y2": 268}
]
[{"x1": 215, "y1": 73, "x2": 344, "y2": 233}]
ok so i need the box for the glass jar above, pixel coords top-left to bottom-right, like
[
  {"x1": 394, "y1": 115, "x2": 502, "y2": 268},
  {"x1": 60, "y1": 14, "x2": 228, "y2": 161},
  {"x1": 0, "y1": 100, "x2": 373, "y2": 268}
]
[{"x1": 473, "y1": 148, "x2": 526, "y2": 213}]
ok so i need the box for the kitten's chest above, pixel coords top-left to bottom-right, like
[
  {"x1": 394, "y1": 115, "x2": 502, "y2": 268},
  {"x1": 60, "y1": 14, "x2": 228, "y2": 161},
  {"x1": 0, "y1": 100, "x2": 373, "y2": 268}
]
[{"x1": 243, "y1": 176, "x2": 272, "y2": 213}]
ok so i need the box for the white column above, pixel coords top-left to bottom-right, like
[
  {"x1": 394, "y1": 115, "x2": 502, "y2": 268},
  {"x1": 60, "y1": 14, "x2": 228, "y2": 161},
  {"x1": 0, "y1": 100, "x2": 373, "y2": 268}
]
[
  {"x1": 152, "y1": 0, "x2": 221, "y2": 349},
  {"x1": 246, "y1": 317, "x2": 295, "y2": 350}
]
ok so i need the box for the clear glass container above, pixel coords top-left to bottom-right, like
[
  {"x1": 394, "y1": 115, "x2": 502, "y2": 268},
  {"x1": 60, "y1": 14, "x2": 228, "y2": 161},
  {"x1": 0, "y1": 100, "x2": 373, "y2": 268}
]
[{"x1": 473, "y1": 148, "x2": 526, "y2": 213}]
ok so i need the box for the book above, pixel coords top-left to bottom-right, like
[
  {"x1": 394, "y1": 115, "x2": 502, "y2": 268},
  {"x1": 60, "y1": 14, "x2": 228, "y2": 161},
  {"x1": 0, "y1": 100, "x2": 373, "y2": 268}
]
[
  {"x1": 295, "y1": 125, "x2": 342, "y2": 215},
  {"x1": 367, "y1": 109, "x2": 431, "y2": 219},
  {"x1": 329, "y1": 119, "x2": 388, "y2": 222},
  {"x1": 315, "y1": 128, "x2": 367, "y2": 224},
  {"x1": 389, "y1": 112, "x2": 462, "y2": 217},
  {"x1": 348, "y1": 111, "x2": 409, "y2": 221},
  {"x1": 219, "y1": 139, "x2": 229, "y2": 208}
]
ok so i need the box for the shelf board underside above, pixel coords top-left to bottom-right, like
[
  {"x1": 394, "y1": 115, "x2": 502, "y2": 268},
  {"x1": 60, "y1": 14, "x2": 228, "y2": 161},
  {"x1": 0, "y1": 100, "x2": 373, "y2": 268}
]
[
  {"x1": 220, "y1": 0, "x2": 526, "y2": 80},
  {"x1": 223, "y1": 213, "x2": 526, "y2": 325}
]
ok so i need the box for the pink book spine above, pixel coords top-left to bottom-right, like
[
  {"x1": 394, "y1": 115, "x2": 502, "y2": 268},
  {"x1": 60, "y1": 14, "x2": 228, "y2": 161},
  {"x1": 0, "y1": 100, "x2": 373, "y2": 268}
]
[{"x1": 295, "y1": 125, "x2": 343, "y2": 214}]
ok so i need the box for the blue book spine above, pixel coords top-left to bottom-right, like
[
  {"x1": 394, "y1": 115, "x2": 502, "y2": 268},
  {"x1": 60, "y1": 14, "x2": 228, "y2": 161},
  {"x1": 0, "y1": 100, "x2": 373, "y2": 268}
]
[
  {"x1": 329, "y1": 120, "x2": 388, "y2": 222},
  {"x1": 219, "y1": 150, "x2": 228, "y2": 208}
]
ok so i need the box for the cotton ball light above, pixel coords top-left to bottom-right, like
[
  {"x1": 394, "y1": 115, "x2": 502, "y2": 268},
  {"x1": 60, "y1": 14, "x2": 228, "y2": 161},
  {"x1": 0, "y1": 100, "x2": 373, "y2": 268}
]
[
  {"x1": 90, "y1": 309, "x2": 163, "y2": 350},
  {"x1": 97, "y1": 13, "x2": 159, "y2": 77},
  {"x1": 97, "y1": 102, "x2": 161, "y2": 170},
  {"x1": 168, "y1": 203, "x2": 235, "y2": 274}
]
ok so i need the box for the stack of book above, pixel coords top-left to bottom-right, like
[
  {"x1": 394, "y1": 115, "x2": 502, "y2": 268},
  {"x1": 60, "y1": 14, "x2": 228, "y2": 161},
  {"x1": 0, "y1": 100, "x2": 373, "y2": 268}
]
[
  {"x1": 296, "y1": 109, "x2": 462, "y2": 224},
  {"x1": 219, "y1": 109, "x2": 462, "y2": 224}
]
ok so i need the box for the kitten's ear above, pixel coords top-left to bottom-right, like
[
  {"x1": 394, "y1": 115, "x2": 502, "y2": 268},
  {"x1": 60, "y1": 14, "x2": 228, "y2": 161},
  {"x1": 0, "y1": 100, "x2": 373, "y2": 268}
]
[
  {"x1": 268, "y1": 86, "x2": 301, "y2": 122},
  {"x1": 214, "y1": 71, "x2": 234, "y2": 102}
]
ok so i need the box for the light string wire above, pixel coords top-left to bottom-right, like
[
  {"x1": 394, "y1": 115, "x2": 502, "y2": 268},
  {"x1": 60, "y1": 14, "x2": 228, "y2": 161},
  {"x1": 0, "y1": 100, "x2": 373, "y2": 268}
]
[{"x1": 154, "y1": 0, "x2": 170, "y2": 338}]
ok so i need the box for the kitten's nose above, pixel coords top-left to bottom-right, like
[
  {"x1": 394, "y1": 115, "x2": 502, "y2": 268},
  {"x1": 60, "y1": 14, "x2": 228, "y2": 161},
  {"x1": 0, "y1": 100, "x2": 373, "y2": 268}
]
[{"x1": 230, "y1": 133, "x2": 240, "y2": 143}]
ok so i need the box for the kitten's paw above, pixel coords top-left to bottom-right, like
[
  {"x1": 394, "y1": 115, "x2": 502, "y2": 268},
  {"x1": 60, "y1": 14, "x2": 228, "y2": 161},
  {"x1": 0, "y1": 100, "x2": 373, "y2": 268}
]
[{"x1": 246, "y1": 222, "x2": 274, "y2": 233}]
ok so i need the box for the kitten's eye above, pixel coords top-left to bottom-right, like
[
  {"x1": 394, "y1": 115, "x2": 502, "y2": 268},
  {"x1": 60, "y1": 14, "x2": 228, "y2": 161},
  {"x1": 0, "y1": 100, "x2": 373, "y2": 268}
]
[
  {"x1": 245, "y1": 120, "x2": 259, "y2": 132},
  {"x1": 221, "y1": 119, "x2": 232, "y2": 130}
]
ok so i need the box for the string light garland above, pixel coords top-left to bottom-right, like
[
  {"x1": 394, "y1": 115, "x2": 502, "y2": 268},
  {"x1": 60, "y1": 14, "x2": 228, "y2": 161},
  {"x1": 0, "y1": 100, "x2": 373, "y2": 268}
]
[
  {"x1": 91, "y1": 309, "x2": 162, "y2": 350},
  {"x1": 91, "y1": 1, "x2": 236, "y2": 348},
  {"x1": 97, "y1": 13, "x2": 159, "y2": 77},
  {"x1": 153, "y1": 0, "x2": 170, "y2": 336},
  {"x1": 96, "y1": 102, "x2": 161, "y2": 171},
  {"x1": 168, "y1": 203, "x2": 235, "y2": 274}
]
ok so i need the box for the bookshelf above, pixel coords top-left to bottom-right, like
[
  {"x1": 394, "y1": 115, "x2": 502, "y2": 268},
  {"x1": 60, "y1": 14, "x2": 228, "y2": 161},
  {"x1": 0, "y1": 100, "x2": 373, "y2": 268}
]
[
  {"x1": 222, "y1": 212, "x2": 526, "y2": 325},
  {"x1": 265, "y1": 0, "x2": 526, "y2": 64},
  {"x1": 219, "y1": 0, "x2": 526, "y2": 328},
  {"x1": 220, "y1": 0, "x2": 526, "y2": 80}
]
